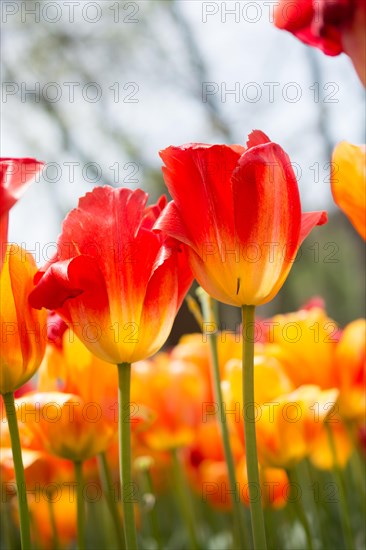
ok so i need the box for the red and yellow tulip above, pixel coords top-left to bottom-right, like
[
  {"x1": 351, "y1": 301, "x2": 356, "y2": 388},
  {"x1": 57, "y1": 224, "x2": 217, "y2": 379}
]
[
  {"x1": 155, "y1": 131, "x2": 326, "y2": 307},
  {"x1": 29, "y1": 187, "x2": 193, "y2": 365},
  {"x1": 0, "y1": 245, "x2": 47, "y2": 394}
]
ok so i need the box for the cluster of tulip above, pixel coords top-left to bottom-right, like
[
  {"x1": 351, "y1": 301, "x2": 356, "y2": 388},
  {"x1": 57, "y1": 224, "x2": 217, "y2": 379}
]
[
  {"x1": 1, "y1": 130, "x2": 365, "y2": 550},
  {"x1": 1, "y1": 1, "x2": 365, "y2": 550}
]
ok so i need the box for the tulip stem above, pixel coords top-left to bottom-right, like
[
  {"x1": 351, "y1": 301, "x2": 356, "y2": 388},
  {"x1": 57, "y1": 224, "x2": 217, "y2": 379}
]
[
  {"x1": 325, "y1": 423, "x2": 355, "y2": 550},
  {"x1": 117, "y1": 362, "x2": 138, "y2": 550},
  {"x1": 140, "y1": 466, "x2": 162, "y2": 548},
  {"x1": 74, "y1": 461, "x2": 86, "y2": 550},
  {"x1": 286, "y1": 468, "x2": 313, "y2": 550},
  {"x1": 98, "y1": 452, "x2": 126, "y2": 549},
  {"x1": 171, "y1": 448, "x2": 200, "y2": 550},
  {"x1": 48, "y1": 498, "x2": 59, "y2": 550},
  {"x1": 3, "y1": 391, "x2": 32, "y2": 550},
  {"x1": 241, "y1": 305, "x2": 267, "y2": 550},
  {"x1": 197, "y1": 289, "x2": 248, "y2": 549}
]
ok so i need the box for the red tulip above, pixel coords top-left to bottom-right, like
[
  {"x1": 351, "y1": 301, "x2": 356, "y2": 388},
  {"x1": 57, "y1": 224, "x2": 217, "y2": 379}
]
[
  {"x1": 29, "y1": 186, "x2": 193, "y2": 364},
  {"x1": 274, "y1": 0, "x2": 366, "y2": 86},
  {"x1": 155, "y1": 130, "x2": 327, "y2": 307},
  {"x1": 0, "y1": 157, "x2": 44, "y2": 269}
]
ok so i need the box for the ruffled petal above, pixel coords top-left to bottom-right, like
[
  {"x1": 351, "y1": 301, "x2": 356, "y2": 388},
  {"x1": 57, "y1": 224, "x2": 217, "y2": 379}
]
[
  {"x1": 299, "y1": 211, "x2": 328, "y2": 244},
  {"x1": 0, "y1": 158, "x2": 44, "y2": 217}
]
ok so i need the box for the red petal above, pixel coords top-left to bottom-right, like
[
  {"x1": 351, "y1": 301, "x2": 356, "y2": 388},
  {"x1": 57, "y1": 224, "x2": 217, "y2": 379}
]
[
  {"x1": 274, "y1": 0, "x2": 314, "y2": 32},
  {"x1": 299, "y1": 211, "x2": 328, "y2": 244},
  {"x1": 154, "y1": 201, "x2": 197, "y2": 251},
  {"x1": 0, "y1": 158, "x2": 44, "y2": 217},
  {"x1": 232, "y1": 141, "x2": 301, "y2": 255},
  {"x1": 159, "y1": 144, "x2": 242, "y2": 253},
  {"x1": 29, "y1": 256, "x2": 106, "y2": 310},
  {"x1": 246, "y1": 130, "x2": 271, "y2": 149},
  {"x1": 0, "y1": 213, "x2": 9, "y2": 271},
  {"x1": 274, "y1": 0, "x2": 344, "y2": 55}
]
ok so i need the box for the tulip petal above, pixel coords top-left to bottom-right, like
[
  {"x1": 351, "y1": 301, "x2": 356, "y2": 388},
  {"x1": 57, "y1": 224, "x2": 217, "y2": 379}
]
[
  {"x1": 246, "y1": 130, "x2": 271, "y2": 149},
  {"x1": 153, "y1": 201, "x2": 197, "y2": 251},
  {"x1": 0, "y1": 213, "x2": 8, "y2": 271},
  {"x1": 331, "y1": 141, "x2": 366, "y2": 240},
  {"x1": 159, "y1": 144, "x2": 243, "y2": 254},
  {"x1": 299, "y1": 211, "x2": 328, "y2": 244},
  {"x1": 232, "y1": 142, "x2": 301, "y2": 249},
  {"x1": 0, "y1": 158, "x2": 44, "y2": 217},
  {"x1": 231, "y1": 142, "x2": 301, "y2": 303},
  {"x1": 29, "y1": 258, "x2": 89, "y2": 310}
]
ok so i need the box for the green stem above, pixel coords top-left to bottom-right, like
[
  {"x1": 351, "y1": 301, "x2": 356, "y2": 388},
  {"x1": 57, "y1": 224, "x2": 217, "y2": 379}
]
[
  {"x1": 326, "y1": 423, "x2": 355, "y2": 550},
  {"x1": 197, "y1": 289, "x2": 248, "y2": 549},
  {"x1": 304, "y1": 459, "x2": 328, "y2": 548},
  {"x1": 74, "y1": 461, "x2": 86, "y2": 550},
  {"x1": 47, "y1": 498, "x2": 59, "y2": 550},
  {"x1": 141, "y1": 468, "x2": 162, "y2": 548},
  {"x1": 98, "y1": 452, "x2": 126, "y2": 549},
  {"x1": 2, "y1": 502, "x2": 15, "y2": 550},
  {"x1": 3, "y1": 392, "x2": 32, "y2": 550},
  {"x1": 344, "y1": 420, "x2": 366, "y2": 503},
  {"x1": 171, "y1": 448, "x2": 200, "y2": 550},
  {"x1": 117, "y1": 362, "x2": 138, "y2": 550},
  {"x1": 286, "y1": 468, "x2": 313, "y2": 550},
  {"x1": 241, "y1": 305, "x2": 267, "y2": 550}
]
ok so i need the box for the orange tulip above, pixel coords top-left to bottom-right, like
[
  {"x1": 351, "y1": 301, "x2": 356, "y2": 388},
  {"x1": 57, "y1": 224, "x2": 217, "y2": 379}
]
[
  {"x1": 131, "y1": 354, "x2": 209, "y2": 451},
  {"x1": 171, "y1": 331, "x2": 242, "y2": 400},
  {"x1": 309, "y1": 422, "x2": 352, "y2": 470},
  {"x1": 26, "y1": 491, "x2": 76, "y2": 550},
  {"x1": 0, "y1": 245, "x2": 47, "y2": 394},
  {"x1": 236, "y1": 458, "x2": 289, "y2": 510},
  {"x1": 184, "y1": 420, "x2": 243, "y2": 511},
  {"x1": 16, "y1": 392, "x2": 116, "y2": 462},
  {"x1": 266, "y1": 303, "x2": 339, "y2": 389},
  {"x1": 38, "y1": 322, "x2": 119, "y2": 426},
  {"x1": 256, "y1": 385, "x2": 339, "y2": 468},
  {"x1": 156, "y1": 130, "x2": 326, "y2": 307},
  {"x1": 334, "y1": 319, "x2": 366, "y2": 420},
  {"x1": 222, "y1": 349, "x2": 294, "y2": 444},
  {"x1": 331, "y1": 141, "x2": 366, "y2": 240}
]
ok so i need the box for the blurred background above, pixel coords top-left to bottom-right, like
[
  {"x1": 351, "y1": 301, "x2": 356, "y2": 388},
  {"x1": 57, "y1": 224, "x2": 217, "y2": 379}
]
[{"x1": 2, "y1": 0, "x2": 365, "y2": 337}]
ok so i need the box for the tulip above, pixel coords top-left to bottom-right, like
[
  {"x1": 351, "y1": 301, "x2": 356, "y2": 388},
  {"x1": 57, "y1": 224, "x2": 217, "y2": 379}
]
[
  {"x1": 15, "y1": 392, "x2": 116, "y2": 462},
  {"x1": 223, "y1": 350, "x2": 294, "y2": 444},
  {"x1": 331, "y1": 141, "x2": 366, "y2": 240},
  {"x1": 156, "y1": 130, "x2": 327, "y2": 549},
  {"x1": 171, "y1": 331, "x2": 242, "y2": 400},
  {"x1": 156, "y1": 131, "x2": 326, "y2": 308},
  {"x1": 256, "y1": 385, "x2": 339, "y2": 469},
  {"x1": 183, "y1": 420, "x2": 244, "y2": 511},
  {"x1": 310, "y1": 422, "x2": 352, "y2": 470},
  {"x1": 38, "y1": 321, "x2": 122, "y2": 429},
  {"x1": 236, "y1": 458, "x2": 289, "y2": 510},
  {"x1": 1, "y1": 245, "x2": 47, "y2": 395},
  {"x1": 0, "y1": 157, "x2": 44, "y2": 270},
  {"x1": 1, "y1": 244, "x2": 47, "y2": 550},
  {"x1": 29, "y1": 186, "x2": 193, "y2": 549},
  {"x1": 131, "y1": 354, "x2": 208, "y2": 451},
  {"x1": 266, "y1": 302, "x2": 339, "y2": 389},
  {"x1": 334, "y1": 319, "x2": 366, "y2": 420},
  {"x1": 274, "y1": 0, "x2": 366, "y2": 86},
  {"x1": 29, "y1": 187, "x2": 192, "y2": 364}
]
